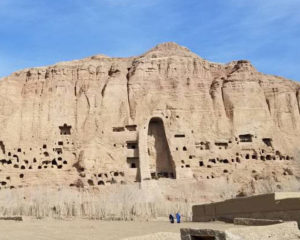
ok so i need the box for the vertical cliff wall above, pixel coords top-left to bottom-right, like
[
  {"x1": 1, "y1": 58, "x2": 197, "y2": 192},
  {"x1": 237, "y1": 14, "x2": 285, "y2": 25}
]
[{"x1": 0, "y1": 42, "x2": 299, "y2": 195}]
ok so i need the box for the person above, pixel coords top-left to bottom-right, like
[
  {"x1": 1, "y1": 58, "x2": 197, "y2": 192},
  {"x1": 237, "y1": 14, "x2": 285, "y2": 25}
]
[
  {"x1": 176, "y1": 212, "x2": 181, "y2": 223},
  {"x1": 169, "y1": 214, "x2": 174, "y2": 223}
]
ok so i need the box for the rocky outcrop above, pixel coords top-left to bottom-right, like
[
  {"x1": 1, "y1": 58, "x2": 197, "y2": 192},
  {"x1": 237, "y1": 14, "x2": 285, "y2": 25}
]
[{"x1": 0, "y1": 42, "x2": 299, "y2": 193}]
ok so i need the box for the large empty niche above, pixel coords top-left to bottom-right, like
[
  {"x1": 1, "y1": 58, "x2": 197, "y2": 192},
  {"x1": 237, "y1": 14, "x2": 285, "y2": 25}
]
[
  {"x1": 147, "y1": 117, "x2": 175, "y2": 179},
  {"x1": 59, "y1": 124, "x2": 72, "y2": 135}
]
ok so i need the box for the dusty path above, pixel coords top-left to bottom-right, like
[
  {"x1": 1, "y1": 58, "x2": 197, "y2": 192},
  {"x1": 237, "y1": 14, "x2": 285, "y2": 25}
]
[{"x1": 0, "y1": 218, "x2": 236, "y2": 240}]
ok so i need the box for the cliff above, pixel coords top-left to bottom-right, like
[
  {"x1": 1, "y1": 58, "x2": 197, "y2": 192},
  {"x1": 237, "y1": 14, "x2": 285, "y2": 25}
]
[{"x1": 0, "y1": 42, "x2": 299, "y2": 197}]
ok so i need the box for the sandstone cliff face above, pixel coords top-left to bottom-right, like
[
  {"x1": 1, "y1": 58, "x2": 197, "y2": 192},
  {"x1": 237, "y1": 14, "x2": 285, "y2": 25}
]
[{"x1": 0, "y1": 42, "x2": 299, "y2": 193}]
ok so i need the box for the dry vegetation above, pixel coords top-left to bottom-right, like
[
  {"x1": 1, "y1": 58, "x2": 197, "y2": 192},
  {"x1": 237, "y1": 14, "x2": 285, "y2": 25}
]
[
  {"x1": 0, "y1": 176, "x2": 299, "y2": 221},
  {"x1": 0, "y1": 184, "x2": 193, "y2": 221}
]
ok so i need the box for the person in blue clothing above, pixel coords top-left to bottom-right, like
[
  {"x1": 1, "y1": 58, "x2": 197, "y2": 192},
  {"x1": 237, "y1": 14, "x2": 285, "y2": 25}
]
[
  {"x1": 175, "y1": 212, "x2": 181, "y2": 223},
  {"x1": 169, "y1": 214, "x2": 174, "y2": 223}
]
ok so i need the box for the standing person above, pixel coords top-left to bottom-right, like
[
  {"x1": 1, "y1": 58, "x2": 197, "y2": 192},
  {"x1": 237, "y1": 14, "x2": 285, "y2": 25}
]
[
  {"x1": 169, "y1": 214, "x2": 174, "y2": 223},
  {"x1": 176, "y1": 212, "x2": 181, "y2": 223}
]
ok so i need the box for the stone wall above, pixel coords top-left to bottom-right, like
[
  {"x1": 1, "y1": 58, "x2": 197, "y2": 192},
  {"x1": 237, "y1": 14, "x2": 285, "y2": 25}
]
[{"x1": 192, "y1": 192, "x2": 300, "y2": 224}]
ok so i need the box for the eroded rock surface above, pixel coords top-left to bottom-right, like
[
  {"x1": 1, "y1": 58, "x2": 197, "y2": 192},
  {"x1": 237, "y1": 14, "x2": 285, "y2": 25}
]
[{"x1": 0, "y1": 42, "x2": 299, "y2": 195}]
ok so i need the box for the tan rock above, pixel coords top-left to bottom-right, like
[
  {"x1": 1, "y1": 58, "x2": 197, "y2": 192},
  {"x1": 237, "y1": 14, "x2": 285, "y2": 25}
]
[{"x1": 0, "y1": 42, "x2": 299, "y2": 198}]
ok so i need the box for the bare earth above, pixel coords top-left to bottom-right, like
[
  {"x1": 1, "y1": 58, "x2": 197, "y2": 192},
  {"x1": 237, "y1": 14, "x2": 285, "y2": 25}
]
[{"x1": 0, "y1": 219, "x2": 236, "y2": 240}]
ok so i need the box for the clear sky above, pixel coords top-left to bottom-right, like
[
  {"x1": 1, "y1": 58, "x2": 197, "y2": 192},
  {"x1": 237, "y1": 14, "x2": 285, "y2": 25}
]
[{"x1": 0, "y1": 0, "x2": 299, "y2": 81}]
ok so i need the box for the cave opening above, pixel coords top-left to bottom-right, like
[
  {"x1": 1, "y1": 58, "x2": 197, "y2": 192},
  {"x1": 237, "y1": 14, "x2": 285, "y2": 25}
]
[
  {"x1": 59, "y1": 124, "x2": 72, "y2": 135},
  {"x1": 239, "y1": 134, "x2": 253, "y2": 142}
]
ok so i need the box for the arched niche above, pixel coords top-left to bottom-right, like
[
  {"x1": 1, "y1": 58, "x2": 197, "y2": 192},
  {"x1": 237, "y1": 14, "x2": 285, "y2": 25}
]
[{"x1": 147, "y1": 117, "x2": 175, "y2": 179}]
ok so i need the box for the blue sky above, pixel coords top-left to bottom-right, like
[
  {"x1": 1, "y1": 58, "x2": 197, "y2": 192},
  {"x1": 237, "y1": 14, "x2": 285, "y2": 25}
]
[{"x1": 0, "y1": 0, "x2": 299, "y2": 81}]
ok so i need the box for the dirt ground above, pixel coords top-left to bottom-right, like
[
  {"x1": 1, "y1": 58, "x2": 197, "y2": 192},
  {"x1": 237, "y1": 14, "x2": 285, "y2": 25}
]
[{"x1": 0, "y1": 218, "x2": 237, "y2": 240}]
